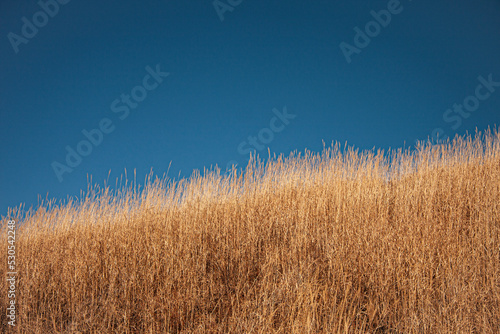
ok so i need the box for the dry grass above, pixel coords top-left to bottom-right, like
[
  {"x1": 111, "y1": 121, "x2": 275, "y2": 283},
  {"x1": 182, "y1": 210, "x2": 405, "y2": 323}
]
[{"x1": 1, "y1": 128, "x2": 500, "y2": 333}]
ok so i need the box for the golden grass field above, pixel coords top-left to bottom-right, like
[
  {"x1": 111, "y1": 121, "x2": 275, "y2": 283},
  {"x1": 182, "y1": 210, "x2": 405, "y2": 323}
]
[{"x1": 1, "y1": 128, "x2": 500, "y2": 333}]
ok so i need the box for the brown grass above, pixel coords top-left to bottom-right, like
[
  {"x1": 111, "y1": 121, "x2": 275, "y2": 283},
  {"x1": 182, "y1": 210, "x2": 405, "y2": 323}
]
[{"x1": 1, "y1": 128, "x2": 500, "y2": 333}]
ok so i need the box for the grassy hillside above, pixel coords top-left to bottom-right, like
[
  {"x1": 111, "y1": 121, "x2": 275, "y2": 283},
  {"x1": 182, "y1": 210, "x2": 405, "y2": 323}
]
[{"x1": 2, "y1": 128, "x2": 500, "y2": 333}]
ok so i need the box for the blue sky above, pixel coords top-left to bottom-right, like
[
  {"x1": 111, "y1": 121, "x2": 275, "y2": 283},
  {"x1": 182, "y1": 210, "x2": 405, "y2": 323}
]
[{"x1": 1, "y1": 0, "x2": 500, "y2": 216}]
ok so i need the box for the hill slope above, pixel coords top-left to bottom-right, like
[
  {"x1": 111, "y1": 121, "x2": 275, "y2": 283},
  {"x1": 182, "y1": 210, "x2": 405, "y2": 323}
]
[{"x1": 2, "y1": 129, "x2": 500, "y2": 333}]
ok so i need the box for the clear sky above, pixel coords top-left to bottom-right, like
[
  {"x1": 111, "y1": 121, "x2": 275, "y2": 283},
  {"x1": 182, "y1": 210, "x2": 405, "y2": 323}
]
[{"x1": 1, "y1": 0, "x2": 500, "y2": 216}]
